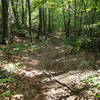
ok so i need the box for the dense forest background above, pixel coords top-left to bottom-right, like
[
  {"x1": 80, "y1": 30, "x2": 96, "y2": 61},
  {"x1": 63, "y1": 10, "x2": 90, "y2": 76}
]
[
  {"x1": 0, "y1": 0, "x2": 100, "y2": 100},
  {"x1": 0, "y1": 0, "x2": 100, "y2": 44}
]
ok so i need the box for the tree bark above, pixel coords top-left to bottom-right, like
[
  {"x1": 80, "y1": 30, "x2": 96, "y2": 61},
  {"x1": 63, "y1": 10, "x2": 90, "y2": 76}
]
[
  {"x1": 36, "y1": 7, "x2": 43, "y2": 39},
  {"x1": 21, "y1": 0, "x2": 25, "y2": 24},
  {"x1": 48, "y1": 8, "x2": 52, "y2": 34},
  {"x1": 27, "y1": 0, "x2": 32, "y2": 42},
  {"x1": 11, "y1": 0, "x2": 20, "y2": 29},
  {"x1": 1, "y1": 0, "x2": 9, "y2": 44}
]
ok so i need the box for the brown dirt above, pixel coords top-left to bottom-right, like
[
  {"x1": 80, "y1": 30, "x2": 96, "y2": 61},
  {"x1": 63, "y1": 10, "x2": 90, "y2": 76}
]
[{"x1": 0, "y1": 36, "x2": 100, "y2": 100}]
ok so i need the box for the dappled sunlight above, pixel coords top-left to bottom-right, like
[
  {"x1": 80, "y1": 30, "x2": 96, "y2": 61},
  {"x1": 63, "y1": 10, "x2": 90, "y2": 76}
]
[
  {"x1": 0, "y1": 53, "x2": 4, "y2": 57},
  {"x1": 54, "y1": 46, "x2": 65, "y2": 53},
  {"x1": 21, "y1": 57, "x2": 40, "y2": 64},
  {"x1": 11, "y1": 94, "x2": 24, "y2": 100},
  {"x1": 55, "y1": 57, "x2": 65, "y2": 62},
  {"x1": 1, "y1": 63, "x2": 19, "y2": 73},
  {"x1": 15, "y1": 69, "x2": 44, "y2": 78},
  {"x1": 21, "y1": 57, "x2": 40, "y2": 68},
  {"x1": 55, "y1": 46, "x2": 61, "y2": 50}
]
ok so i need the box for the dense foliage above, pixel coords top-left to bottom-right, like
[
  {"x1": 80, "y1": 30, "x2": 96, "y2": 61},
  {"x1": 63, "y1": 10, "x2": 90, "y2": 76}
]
[{"x1": 0, "y1": 0, "x2": 99, "y2": 44}]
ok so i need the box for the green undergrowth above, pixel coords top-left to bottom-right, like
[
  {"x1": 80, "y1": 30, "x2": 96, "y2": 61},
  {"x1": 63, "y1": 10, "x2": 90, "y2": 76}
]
[
  {"x1": 0, "y1": 76, "x2": 15, "y2": 84},
  {"x1": 0, "y1": 42, "x2": 43, "y2": 55},
  {"x1": 0, "y1": 42, "x2": 30, "y2": 54},
  {"x1": 81, "y1": 74, "x2": 100, "y2": 86},
  {"x1": 61, "y1": 36, "x2": 91, "y2": 52},
  {"x1": 0, "y1": 76, "x2": 15, "y2": 97},
  {"x1": 0, "y1": 90, "x2": 13, "y2": 97},
  {"x1": 81, "y1": 73, "x2": 100, "y2": 98},
  {"x1": 7, "y1": 42, "x2": 31, "y2": 54}
]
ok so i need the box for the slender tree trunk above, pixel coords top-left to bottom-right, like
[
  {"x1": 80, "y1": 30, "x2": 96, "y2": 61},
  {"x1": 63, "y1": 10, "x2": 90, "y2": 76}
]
[
  {"x1": 27, "y1": 0, "x2": 32, "y2": 42},
  {"x1": 78, "y1": 11, "x2": 83, "y2": 35},
  {"x1": 36, "y1": 7, "x2": 43, "y2": 39},
  {"x1": 11, "y1": 0, "x2": 20, "y2": 29},
  {"x1": 62, "y1": 8, "x2": 67, "y2": 33},
  {"x1": 62, "y1": 0, "x2": 67, "y2": 33},
  {"x1": 74, "y1": 0, "x2": 77, "y2": 33},
  {"x1": 51, "y1": 9, "x2": 54, "y2": 33},
  {"x1": 21, "y1": 0, "x2": 25, "y2": 24},
  {"x1": 78, "y1": 0, "x2": 84, "y2": 35},
  {"x1": 1, "y1": 0, "x2": 9, "y2": 44},
  {"x1": 43, "y1": 7, "x2": 47, "y2": 40},
  {"x1": 25, "y1": 0, "x2": 28, "y2": 26},
  {"x1": 66, "y1": 4, "x2": 71, "y2": 38},
  {"x1": 91, "y1": 0, "x2": 97, "y2": 35},
  {"x1": 48, "y1": 8, "x2": 52, "y2": 34},
  {"x1": 82, "y1": 0, "x2": 90, "y2": 34}
]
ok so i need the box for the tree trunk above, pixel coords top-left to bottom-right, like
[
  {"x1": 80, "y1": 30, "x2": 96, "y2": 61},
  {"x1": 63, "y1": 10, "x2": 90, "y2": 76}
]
[
  {"x1": 27, "y1": 0, "x2": 32, "y2": 42},
  {"x1": 43, "y1": 7, "x2": 47, "y2": 40},
  {"x1": 21, "y1": 0, "x2": 25, "y2": 24},
  {"x1": 74, "y1": 0, "x2": 77, "y2": 33},
  {"x1": 11, "y1": 0, "x2": 20, "y2": 29},
  {"x1": 62, "y1": 0, "x2": 67, "y2": 33},
  {"x1": 48, "y1": 9, "x2": 51, "y2": 33},
  {"x1": 1, "y1": 0, "x2": 9, "y2": 44},
  {"x1": 62, "y1": 8, "x2": 67, "y2": 33},
  {"x1": 35, "y1": 7, "x2": 43, "y2": 40},
  {"x1": 66, "y1": 4, "x2": 71, "y2": 38}
]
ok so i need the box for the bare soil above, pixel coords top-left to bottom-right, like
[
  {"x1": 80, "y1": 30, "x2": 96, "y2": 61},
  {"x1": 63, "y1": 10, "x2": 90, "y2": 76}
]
[{"x1": 0, "y1": 36, "x2": 100, "y2": 100}]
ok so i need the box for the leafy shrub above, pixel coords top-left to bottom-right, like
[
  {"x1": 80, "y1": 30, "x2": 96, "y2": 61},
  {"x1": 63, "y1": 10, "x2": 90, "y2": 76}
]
[
  {"x1": 62, "y1": 36, "x2": 91, "y2": 52},
  {"x1": 1, "y1": 90, "x2": 12, "y2": 97},
  {"x1": 81, "y1": 74, "x2": 100, "y2": 98},
  {"x1": 81, "y1": 74, "x2": 100, "y2": 89},
  {"x1": 70, "y1": 37, "x2": 91, "y2": 51},
  {"x1": 6, "y1": 42, "x2": 30, "y2": 54},
  {"x1": 79, "y1": 59, "x2": 91, "y2": 70},
  {"x1": 96, "y1": 93, "x2": 100, "y2": 98},
  {"x1": 0, "y1": 77, "x2": 15, "y2": 84},
  {"x1": 81, "y1": 74, "x2": 99, "y2": 84},
  {"x1": 86, "y1": 38, "x2": 100, "y2": 51}
]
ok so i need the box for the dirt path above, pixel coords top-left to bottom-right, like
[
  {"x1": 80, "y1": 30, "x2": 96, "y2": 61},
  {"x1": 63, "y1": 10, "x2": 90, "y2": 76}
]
[{"x1": 0, "y1": 36, "x2": 100, "y2": 100}]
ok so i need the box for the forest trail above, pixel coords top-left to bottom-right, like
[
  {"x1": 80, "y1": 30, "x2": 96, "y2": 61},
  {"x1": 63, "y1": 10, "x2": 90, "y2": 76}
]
[{"x1": 0, "y1": 36, "x2": 100, "y2": 100}]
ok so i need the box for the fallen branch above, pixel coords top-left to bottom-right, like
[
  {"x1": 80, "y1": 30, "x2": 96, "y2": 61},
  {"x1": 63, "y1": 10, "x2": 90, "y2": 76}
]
[{"x1": 43, "y1": 71, "x2": 74, "y2": 93}]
